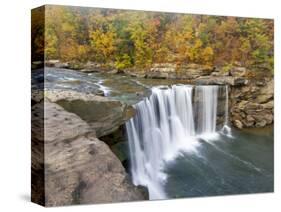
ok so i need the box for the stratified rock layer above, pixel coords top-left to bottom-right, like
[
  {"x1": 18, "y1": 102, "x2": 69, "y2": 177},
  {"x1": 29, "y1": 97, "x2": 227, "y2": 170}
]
[
  {"x1": 125, "y1": 63, "x2": 273, "y2": 129},
  {"x1": 31, "y1": 101, "x2": 147, "y2": 206},
  {"x1": 44, "y1": 89, "x2": 135, "y2": 137},
  {"x1": 230, "y1": 79, "x2": 273, "y2": 128}
]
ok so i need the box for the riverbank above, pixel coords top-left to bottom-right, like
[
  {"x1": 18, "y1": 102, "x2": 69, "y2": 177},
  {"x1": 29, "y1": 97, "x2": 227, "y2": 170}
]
[
  {"x1": 36, "y1": 60, "x2": 274, "y2": 129},
  {"x1": 31, "y1": 86, "x2": 149, "y2": 206},
  {"x1": 32, "y1": 64, "x2": 274, "y2": 205}
]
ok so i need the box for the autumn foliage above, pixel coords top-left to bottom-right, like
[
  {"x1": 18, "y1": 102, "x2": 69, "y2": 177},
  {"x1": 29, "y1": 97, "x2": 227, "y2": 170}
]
[{"x1": 32, "y1": 5, "x2": 274, "y2": 72}]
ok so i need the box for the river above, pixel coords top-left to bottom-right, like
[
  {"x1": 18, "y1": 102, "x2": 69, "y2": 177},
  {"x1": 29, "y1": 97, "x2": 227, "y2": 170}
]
[{"x1": 32, "y1": 67, "x2": 273, "y2": 199}]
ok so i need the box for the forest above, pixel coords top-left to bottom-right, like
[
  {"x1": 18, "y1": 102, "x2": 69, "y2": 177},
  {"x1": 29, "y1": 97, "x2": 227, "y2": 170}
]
[{"x1": 32, "y1": 5, "x2": 274, "y2": 72}]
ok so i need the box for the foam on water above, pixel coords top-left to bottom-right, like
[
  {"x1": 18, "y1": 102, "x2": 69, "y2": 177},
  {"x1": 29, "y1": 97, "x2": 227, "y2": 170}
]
[{"x1": 126, "y1": 85, "x2": 230, "y2": 199}]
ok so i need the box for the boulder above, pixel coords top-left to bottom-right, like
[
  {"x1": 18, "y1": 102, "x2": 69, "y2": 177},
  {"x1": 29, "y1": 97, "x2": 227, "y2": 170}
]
[
  {"x1": 194, "y1": 76, "x2": 235, "y2": 85},
  {"x1": 244, "y1": 102, "x2": 264, "y2": 112},
  {"x1": 230, "y1": 67, "x2": 247, "y2": 77},
  {"x1": 45, "y1": 59, "x2": 60, "y2": 66},
  {"x1": 68, "y1": 61, "x2": 85, "y2": 70},
  {"x1": 125, "y1": 71, "x2": 147, "y2": 78},
  {"x1": 263, "y1": 100, "x2": 274, "y2": 109},
  {"x1": 246, "y1": 115, "x2": 255, "y2": 123},
  {"x1": 176, "y1": 64, "x2": 213, "y2": 79},
  {"x1": 79, "y1": 61, "x2": 101, "y2": 72},
  {"x1": 108, "y1": 69, "x2": 119, "y2": 74},
  {"x1": 31, "y1": 89, "x2": 44, "y2": 105},
  {"x1": 210, "y1": 70, "x2": 230, "y2": 77},
  {"x1": 255, "y1": 119, "x2": 267, "y2": 127},
  {"x1": 193, "y1": 73, "x2": 248, "y2": 86},
  {"x1": 147, "y1": 71, "x2": 170, "y2": 79},
  {"x1": 184, "y1": 63, "x2": 214, "y2": 72},
  {"x1": 150, "y1": 63, "x2": 176, "y2": 73},
  {"x1": 55, "y1": 62, "x2": 69, "y2": 69},
  {"x1": 78, "y1": 61, "x2": 115, "y2": 72},
  {"x1": 234, "y1": 77, "x2": 249, "y2": 86},
  {"x1": 237, "y1": 100, "x2": 249, "y2": 110},
  {"x1": 45, "y1": 60, "x2": 69, "y2": 68},
  {"x1": 234, "y1": 119, "x2": 243, "y2": 129},
  {"x1": 250, "y1": 112, "x2": 273, "y2": 125},
  {"x1": 264, "y1": 113, "x2": 274, "y2": 124},
  {"x1": 32, "y1": 101, "x2": 147, "y2": 207},
  {"x1": 32, "y1": 61, "x2": 43, "y2": 69},
  {"x1": 146, "y1": 63, "x2": 213, "y2": 80},
  {"x1": 241, "y1": 115, "x2": 255, "y2": 127},
  {"x1": 256, "y1": 80, "x2": 274, "y2": 103},
  {"x1": 45, "y1": 89, "x2": 135, "y2": 137}
]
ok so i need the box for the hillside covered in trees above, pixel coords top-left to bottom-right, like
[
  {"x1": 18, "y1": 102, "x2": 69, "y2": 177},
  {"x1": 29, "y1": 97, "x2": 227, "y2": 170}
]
[{"x1": 32, "y1": 5, "x2": 274, "y2": 72}]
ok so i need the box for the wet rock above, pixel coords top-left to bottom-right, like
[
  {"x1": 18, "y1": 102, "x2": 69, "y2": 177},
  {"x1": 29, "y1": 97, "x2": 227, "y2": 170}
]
[
  {"x1": 79, "y1": 62, "x2": 99, "y2": 72},
  {"x1": 45, "y1": 89, "x2": 135, "y2": 137},
  {"x1": 45, "y1": 60, "x2": 69, "y2": 68},
  {"x1": 96, "y1": 89, "x2": 105, "y2": 96},
  {"x1": 264, "y1": 113, "x2": 274, "y2": 124},
  {"x1": 110, "y1": 142, "x2": 129, "y2": 164},
  {"x1": 130, "y1": 72, "x2": 147, "y2": 78},
  {"x1": 80, "y1": 68, "x2": 96, "y2": 73},
  {"x1": 242, "y1": 115, "x2": 255, "y2": 127},
  {"x1": 45, "y1": 59, "x2": 59, "y2": 66},
  {"x1": 148, "y1": 71, "x2": 170, "y2": 79},
  {"x1": 234, "y1": 119, "x2": 243, "y2": 129},
  {"x1": 99, "y1": 125, "x2": 130, "y2": 165},
  {"x1": 255, "y1": 119, "x2": 267, "y2": 127},
  {"x1": 108, "y1": 69, "x2": 119, "y2": 74}
]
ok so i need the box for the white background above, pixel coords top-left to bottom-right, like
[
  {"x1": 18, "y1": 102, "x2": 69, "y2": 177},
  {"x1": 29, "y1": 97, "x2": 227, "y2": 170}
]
[{"x1": 0, "y1": 0, "x2": 280, "y2": 211}]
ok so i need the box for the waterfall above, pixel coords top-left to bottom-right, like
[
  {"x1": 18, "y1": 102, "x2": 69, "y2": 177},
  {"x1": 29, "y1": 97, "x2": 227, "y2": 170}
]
[
  {"x1": 126, "y1": 84, "x2": 230, "y2": 199},
  {"x1": 221, "y1": 85, "x2": 232, "y2": 137},
  {"x1": 195, "y1": 86, "x2": 218, "y2": 134}
]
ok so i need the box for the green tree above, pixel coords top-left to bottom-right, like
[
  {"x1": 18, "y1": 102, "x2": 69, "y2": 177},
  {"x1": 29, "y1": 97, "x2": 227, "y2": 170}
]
[
  {"x1": 89, "y1": 29, "x2": 117, "y2": 62},
  {"x1": 41, "y1": 5, "x2": 274, "y2": 73}
]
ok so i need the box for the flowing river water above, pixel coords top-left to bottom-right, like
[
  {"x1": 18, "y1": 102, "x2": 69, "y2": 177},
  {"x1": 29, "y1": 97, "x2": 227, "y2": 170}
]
[{"x1": 33, "y1": 67, "x2": 273, "y2": 199}]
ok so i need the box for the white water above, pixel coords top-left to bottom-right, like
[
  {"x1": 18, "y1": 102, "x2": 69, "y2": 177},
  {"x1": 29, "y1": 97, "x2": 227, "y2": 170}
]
[
  {"x1": 221, "y1": 85, "x2": 232, "y2": 137},
  {"x1": 126, "y1": 84, "x2": 231, "y2": 199},
  {"x1": 195, "y1": 86, "x2": 218, "y2": 137}
]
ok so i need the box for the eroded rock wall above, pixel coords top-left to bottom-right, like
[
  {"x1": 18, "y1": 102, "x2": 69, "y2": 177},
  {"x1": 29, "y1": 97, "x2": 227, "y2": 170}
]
[
  {"x1": 31, "y1": 91, "x2": 147, "y2": 207},
  {"x1": 230, "y1": 79, "x2": 273, "y2": 128},
  {"x1": 125, "y1": 63, "x2": 274, "y2": 128}
]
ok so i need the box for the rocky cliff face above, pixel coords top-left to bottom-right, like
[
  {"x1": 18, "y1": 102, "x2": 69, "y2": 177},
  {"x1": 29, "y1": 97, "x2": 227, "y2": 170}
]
[
  {"x1": 44, "y1": 89, "x2": 135, "y2": 137},
  {"x1": 230, "y1": 79, "x2": 273, "y2": 128},
  {"x1": 124, "y1": 63, "x2": 274, "y2": 128},
  {"x1": 31, "y1": 90, "x2": 148, "y2": 207},
  {"x1": 43, "y1": 62, "x2": 273, "y2": 129}
]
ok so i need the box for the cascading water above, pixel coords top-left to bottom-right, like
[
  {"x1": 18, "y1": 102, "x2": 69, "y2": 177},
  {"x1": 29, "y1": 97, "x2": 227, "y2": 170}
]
[
  {"x1": 126, "y1": 84, "x2": 231, "y2": 199},
  {"x1": 221, "y1": 85, "x2": 232, "y2": 137},
  {"x1": 195, "y1": 86, "x2": 218, "y2": 136}
]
